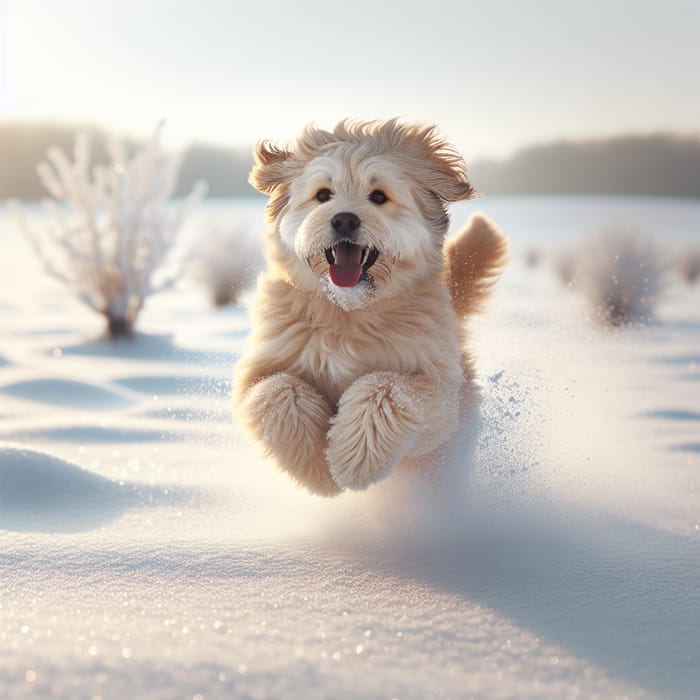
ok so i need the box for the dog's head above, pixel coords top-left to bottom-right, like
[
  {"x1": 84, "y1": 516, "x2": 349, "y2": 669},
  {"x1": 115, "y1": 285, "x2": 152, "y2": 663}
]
[{"x1": 250, "y1": 119, "x2": 476, "y2": 309}]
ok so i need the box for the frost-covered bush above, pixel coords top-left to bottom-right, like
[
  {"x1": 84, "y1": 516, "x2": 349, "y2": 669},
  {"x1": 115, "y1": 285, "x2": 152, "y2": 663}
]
[
  {"x1": 577, "y1": 228, "x2": 667, "y2": 326},
  {"x1": 676, "y1": 247, "x2": 700, "y2": 285},
  {"x1": 13, "y1": 126, "x2": 206, "y2": 339},
  {"x1": 190, "y1": 221, "x2": 262, "y2": 307}
]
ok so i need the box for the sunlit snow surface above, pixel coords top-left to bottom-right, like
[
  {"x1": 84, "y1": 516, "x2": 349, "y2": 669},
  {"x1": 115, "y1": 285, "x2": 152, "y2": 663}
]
[{"x1": 1, "y1": 197, "x2": 699, "y2": 699}]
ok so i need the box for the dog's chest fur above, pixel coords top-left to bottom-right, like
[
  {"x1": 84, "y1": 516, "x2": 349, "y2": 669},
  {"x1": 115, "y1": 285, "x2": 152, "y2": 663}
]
[{"x1": 253, "y1": 277, "x2": 463, "y2": 405}]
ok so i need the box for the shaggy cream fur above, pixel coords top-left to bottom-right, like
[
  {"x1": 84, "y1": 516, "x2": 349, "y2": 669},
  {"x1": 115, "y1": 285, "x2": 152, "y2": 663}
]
[{"x1": 233, "y1": 119, "x2": 508, "y2": 496}]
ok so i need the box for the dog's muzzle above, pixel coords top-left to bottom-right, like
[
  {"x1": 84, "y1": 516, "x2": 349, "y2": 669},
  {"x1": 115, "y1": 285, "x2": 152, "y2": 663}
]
[{"x1": 308, "y1": 242, "x2": 395, "y2": 290}]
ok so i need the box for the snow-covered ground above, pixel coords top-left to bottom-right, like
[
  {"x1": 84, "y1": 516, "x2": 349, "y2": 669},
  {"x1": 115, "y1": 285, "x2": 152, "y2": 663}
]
[{"x1": 1, "y1": 196, "x2": 699, "y2": 699}]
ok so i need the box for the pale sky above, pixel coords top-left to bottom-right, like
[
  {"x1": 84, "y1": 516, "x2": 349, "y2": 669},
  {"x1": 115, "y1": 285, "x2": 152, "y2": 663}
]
[{"x1": 1, "y1": 0, "x2": 698, "y2": 159}]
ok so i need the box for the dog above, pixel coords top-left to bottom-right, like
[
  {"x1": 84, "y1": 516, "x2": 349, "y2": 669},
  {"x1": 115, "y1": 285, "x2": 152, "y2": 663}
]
[{"x1": 233, "y1": 119, "x2": 508, "y2": 496}]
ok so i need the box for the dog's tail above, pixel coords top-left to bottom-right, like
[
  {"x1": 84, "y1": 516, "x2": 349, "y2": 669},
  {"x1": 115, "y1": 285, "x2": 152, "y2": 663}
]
[{"x1": 444, "y1": 211, "x2": 509, "y2": 317}]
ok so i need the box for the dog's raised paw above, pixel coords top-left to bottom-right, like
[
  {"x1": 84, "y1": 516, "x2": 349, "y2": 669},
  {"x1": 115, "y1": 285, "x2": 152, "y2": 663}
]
[
  {"x1": 326, "y1": 372, "x2": 420, "y2": 490},
  {"x1": 240, "y1": 373, "x2": 340, "y2": 496}
]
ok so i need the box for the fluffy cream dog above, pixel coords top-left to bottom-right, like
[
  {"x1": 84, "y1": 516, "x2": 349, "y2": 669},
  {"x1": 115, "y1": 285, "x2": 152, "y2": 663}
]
[{"x1": 233, "y1": 119, "x2": 508, "y2": 496}]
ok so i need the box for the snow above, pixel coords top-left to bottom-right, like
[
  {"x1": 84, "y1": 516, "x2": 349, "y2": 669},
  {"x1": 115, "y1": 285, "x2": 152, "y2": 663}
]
[
  {"x1": 320, "y1": 271, "x2": 375, "y2": 311},
  {"x1": 1, "y1": 196, "x2": 699, "y2": 699},
  {"x1": 1, "y1": 378, "x2": 138, "y2": 409},
  {"x1": 0, "y1": 445, "x2": 136, "y2": 533}
]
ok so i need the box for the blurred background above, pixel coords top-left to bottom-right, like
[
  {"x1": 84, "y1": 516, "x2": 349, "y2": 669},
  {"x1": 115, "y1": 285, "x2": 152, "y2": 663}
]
[{"x1": 2, "y1": 0, "x2": 699, "y2": 199}]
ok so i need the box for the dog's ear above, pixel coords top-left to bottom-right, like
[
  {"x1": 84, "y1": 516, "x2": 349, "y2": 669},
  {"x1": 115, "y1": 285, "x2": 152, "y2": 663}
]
[
  {"x1": 411, "y1": 125, "x2": 477, "y2": 202},
  {"x1": 421, "y1": 150, "x2": 477, "y2": 203},
  {"x1": 425, "y1": 167, "x2": 476, "y2": 202},
  {"x1": 248, "y1": 141, "x2": 295, "y2": 194}
]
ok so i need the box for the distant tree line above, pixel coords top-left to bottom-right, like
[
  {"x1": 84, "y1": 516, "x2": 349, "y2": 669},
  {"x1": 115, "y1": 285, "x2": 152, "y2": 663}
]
[
  {"x1": 0, "y1": 123, "x2": 256, "y2": 200},
  {"x1": 469, "y1": 134, "x2": 700, "y2": 199},
  {"x1": 1, "y1": 122, "x2": 699, "y2": 199}
]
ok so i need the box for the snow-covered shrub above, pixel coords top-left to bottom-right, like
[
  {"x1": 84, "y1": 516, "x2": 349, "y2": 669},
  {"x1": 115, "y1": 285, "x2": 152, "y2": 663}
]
[
  {"x1": 190, "y1": 221, "x2": 262, "y2": 307},
  {"x1": 577, "y1": 228, "x2": 667, "y2": 326},
  {"x1": 677, "y1": 247, "x2": 700, "y2": 285},
  {"x1": 13, "y1": 125, "x2": 206, "y2": 339}
]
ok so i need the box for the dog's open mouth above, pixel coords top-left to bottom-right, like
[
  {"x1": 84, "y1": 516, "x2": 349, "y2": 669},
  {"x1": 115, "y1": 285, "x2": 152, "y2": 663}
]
[{"x1": 323, "y1": 241, "x2": 380, "y2": 288}]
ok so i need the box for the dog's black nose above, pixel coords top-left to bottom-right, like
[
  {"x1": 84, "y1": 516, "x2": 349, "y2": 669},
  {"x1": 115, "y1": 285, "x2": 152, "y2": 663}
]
[{"x1": 331, "y1": 212, "x2": 361, "y2": 237}]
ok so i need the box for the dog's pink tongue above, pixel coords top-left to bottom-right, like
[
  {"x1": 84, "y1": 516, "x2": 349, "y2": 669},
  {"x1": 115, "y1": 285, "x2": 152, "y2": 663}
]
[{"x1": 329, "y1": 242, "x2": 363, "y2": 288}]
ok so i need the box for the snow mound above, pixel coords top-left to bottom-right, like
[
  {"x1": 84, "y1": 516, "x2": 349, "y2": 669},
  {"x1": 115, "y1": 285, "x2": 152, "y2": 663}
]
[
  {"x1": 60, "y1": 332, "x2": 179, "y2": 359},
  {"x1": 0, "y1": 444, "x2": 136, "y2": 532},
  {"x1": 642, "y1": 409, "x2": 700, "y2": 422},
  {"x1": 14, "y1": 426, "x2": 179, "y2": 444},
  {"x1": 59, "y1": 332, "x2": 236, "y2": 365},
  {"x1": 114, "y1": 373, "x2": 229, "y2": 397},
  {"x1": 0, "y1": 378, "x2": 136, "y2": 409}
]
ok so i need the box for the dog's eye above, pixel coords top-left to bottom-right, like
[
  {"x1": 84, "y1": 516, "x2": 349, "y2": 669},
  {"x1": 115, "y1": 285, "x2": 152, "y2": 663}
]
[
  {"x1": 369, "y1": 189, "x2": 388, "y2": 205},
  {"x1": 316, "y1": 188, "x2": 333, "y2": 203}
]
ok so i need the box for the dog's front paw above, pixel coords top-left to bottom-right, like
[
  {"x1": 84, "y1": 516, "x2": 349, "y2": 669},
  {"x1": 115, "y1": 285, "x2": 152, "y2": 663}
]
[
  {"x1": 326, "y1": 372, "x2": 421, "y2": 491},
  {"x1": 239, "y1": 373, "x2": 340, "y2": 496}
]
